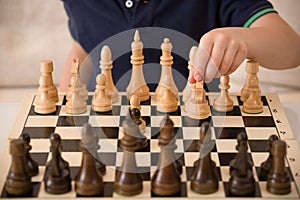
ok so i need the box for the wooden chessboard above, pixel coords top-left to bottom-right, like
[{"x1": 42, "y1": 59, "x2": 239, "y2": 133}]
[{"x1": 0, "y1": 92, "x2": 299, "y2": 199}]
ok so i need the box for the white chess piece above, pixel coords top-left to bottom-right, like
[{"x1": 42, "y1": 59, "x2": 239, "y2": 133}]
[
  {"x1": 40, "y1": 60, "x2": 58, "y2": 102},
  {"x1": 241, "y1": 60, "x2": 260, "y2": 102},
  {"x1": 213, "y1": 75, "x2": 234, "y2": 112},
  {"x1": 92, "y1": 74, "x2": 112, "y2": 112},
  {"x1": 99, "y1": 45, "x2": 118, "y2": 103}
]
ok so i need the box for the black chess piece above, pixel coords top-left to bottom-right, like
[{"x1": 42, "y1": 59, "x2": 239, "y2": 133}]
[
  {"x1": 115, "y1": 118, "x2": 143, "y2": 196},
  {"x1": 19, "y1": 133, "x2": 39, "y2": 177},
  {"x1": 267, "y1": 139, "x2": 291, "y2": 195},
  {"x1": 44, "y1": 133, "x2": 71, "y2": 194},
  {"x1": 75, "y1": 123, "x2": 103, "y2": 196},
  {"x1": 129, "y1": 108, "x2": 147, "y2": 150},
  {"x1": 151, "y1": 115, "x2": 181, "y2": 196},
  {"x1": 190, "y1": 122, "x2": 218, "y2": 194},
  {"x1": 228, "y1": 132, "x2": 255, "y2": 196},
  {"x1": 259, "y1": 135, "x2": 279, "y2": 180},
  {"x1": 5, "y1": 139, "x2": 32, "y2": 196}
]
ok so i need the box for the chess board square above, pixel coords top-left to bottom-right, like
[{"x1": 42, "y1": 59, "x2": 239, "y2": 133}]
[
  {"x1": 151, "y1": 116, "x2": 181, "y2": 127},
  {"x1": 89, "y1": 116, "x2": 120, "y2": 127},
  {"x1": 60, "y1": 152, "x2": 82, "y2": 166},
  {"x1": 216, "y1": 140, "x2": 240, "y2": 152},
  {"x1": 150, "y1": 127, "x2": 183, "y2": 139},
  {"x1": 241, "y1": 106, "x2": 271, "y2": 116},
  {"x1": 32, "y1": 166, "x2": 45, "y2": 182},
  {"x1": 60, "y1": 140, "x2": 81, "y2": 152},
  {"x1": 211, "y1": 106, "x2": 241, "y2": 116},
  {"x1": 54, "y1": 127, "x2": 82, "y2": 139},
  {"x1": 90, "y1": 106, "x2": 121, "y2": 116},
  {"x1": 237, "y1": 95, "x2": 268, "y2": 106},
  {"x1": 218, "y1": 153, "x2": 253, "y2": 166},
  {"x1": 59, "y1": 105, "x2": 91, "y2": 116},
  {"x1": 187, "y1": 181, "x2": 225, "y2": 198},
  {"x1": 214, "y1": 127, "x2": 246, "y2": 139},
  {"x1": 182, "y1": 127, "x2": 200, "y2": 140},
  {"x1": 212, "y1": 116, "x2": 244, "y2": 127},
  {"x1": 30, "y1": 139, "x2": 51, "y2": 152},
  {"x1": 57, "y1": 116, "x2": 89, "y2": 126},
  {"x1": 245, "y1": 127, "x2": 278, "y2": 139},
  {"x1": 26, "y1": 116, "x2": 58, "y2": 127},
  {"x1": 98, "y1": 139, "x2": 118, "y2": 152},
  {"x1": 29, "y1": 105, "x2": 61, "y2": 116},
  {"x1": 95, "y1": 127, "x2": 119, "y2": 139},
  {"x1": 69, "y1": 166, "x2": 80, "y2": 180},
  {"x1": 248, "y1": 140, "x2": 269, "y2": 152},
  {"x1": 30, "y1": 152, "x2": 49, "y2": 166},
  {"x1": 251, "y1": 152, "x2": 269, "y2": 167},
  {"x1": 183, "y1": 140, "x2": 217, "y2": 152},
  {"x1": 103, "y1": 166, "x2": 116, "y2": 182},
  {"x1": 151, "y1": 106, "x2": 181, "y2": 116},
  {"x1": 97, "y1": 152, "x2": 117, "y2": 166},
  {"x1": 181, "y1": 116, "x2": 212, "y2": 127},
  {"x1": 22, "y1": 127, "x2": 56, "y2": 139},
  {"x1": 243, "y1": 116, "x2": 275, "y2": 127},
  {"x1": 102, "y1": 182, "x2": 114, "y2": 197},
  {"x1": 223, "y1": 181, "x2": 262, "y2": 197}
]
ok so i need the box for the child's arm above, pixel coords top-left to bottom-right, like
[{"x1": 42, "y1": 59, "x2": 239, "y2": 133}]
[
  {"x1": 189, "y1": 13, "x2": 300, "y2": 83},
  {"x1": 59, "y1": 41, "x2": 87, "y2": 91}
]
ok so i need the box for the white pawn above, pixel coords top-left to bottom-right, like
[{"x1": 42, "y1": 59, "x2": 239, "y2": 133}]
[
  {"x1": 99, "y1": 45, "x2": 118, "y2": 103},
  {"x1": 66, "y1": 75, "x2": 87, "y2": 114},
  {"x1": 156, "y1": 86, "x2": 178, "y2": 113},
  {"x1": 40, "y1": 60, "x2": 58, "y2": 102},
  {"x1": 241, "y1": 60, "x2": 260, "y2": 102},
  {"x1": 213, "y1": 75, "x2": 234, "y2": 112},
  {"x1": 34, "y1": 75, "x2": 57, "y2": 114},
  {"x1": 130, "y1": 94, "x2": 146, "y2": 133},
  {"x1": 67, "y1": 58, "x2": 88, "y2": 101},
  {"x1": 92, "y1": 74, "x2": 112, "y2": 112},
  {"x1": 185, "y1": 81, "x2": 210, "y2": 119},
  {"x1": 182, "y1": 46, "x2": 197, "y2": 103}
]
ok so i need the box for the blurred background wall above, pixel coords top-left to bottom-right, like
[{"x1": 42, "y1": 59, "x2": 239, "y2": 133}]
[{"x1": 0, "y1": 0, "x2": 299, "y2": 91}]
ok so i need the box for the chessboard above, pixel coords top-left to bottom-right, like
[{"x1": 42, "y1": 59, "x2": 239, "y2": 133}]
[{"x1": 0, "y1": 92, "x2": 299, "y2": 200}]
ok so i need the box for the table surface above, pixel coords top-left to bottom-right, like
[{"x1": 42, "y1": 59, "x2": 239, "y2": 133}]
[{"x1": 0, "y1": 88, "x2": 300, "y2": 153}]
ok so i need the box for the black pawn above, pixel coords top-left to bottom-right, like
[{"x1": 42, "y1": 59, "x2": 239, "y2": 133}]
[
  {"x1": 115, "y1": 118, "x2": 143, "y2": 196},
  {"x1": 191, "y1": 122, "x2": 218, "y2": 194},
  {"x1": 267, "y1": 139, "x2": 291, "y2": 195},
  {"x1": 5, "y1": 139, "x2": 32, "y2": 196},
  {"x1": 228, "y1": 132, "x2": 255, "y2": 196},
  {"x1": 130, "y1": 108, "x2": 147, "y2": 150},
  {"x1": 259, "y1": 135, "x2": 279, "y2": 180},
  {"x1": 19, "y1": 133, "x2": 39, "y2": 177},
  {"x1": 44, "y1": 133, "x2": 71, "y2": 194},
  {"x1": 151, "y1": 115, "x2": 181, "y2": 196},
  {"x1": 75, "y1": 123, "x2": 103, "y2": 196}
]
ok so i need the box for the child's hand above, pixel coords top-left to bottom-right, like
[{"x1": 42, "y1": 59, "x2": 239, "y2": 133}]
[{"x1": 189, "y1": 28, "x2": 248, "y2": 83}]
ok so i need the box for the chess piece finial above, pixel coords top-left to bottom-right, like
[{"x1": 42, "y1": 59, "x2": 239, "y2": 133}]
[
  {"x1": 99, "y1": 45, "x2": 118, "y2": 103},
  {"x1": 132, "y1": 30, "x2": 143, "y2": 50}
]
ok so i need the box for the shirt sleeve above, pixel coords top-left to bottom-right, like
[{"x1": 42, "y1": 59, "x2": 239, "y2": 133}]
[{"x1": 219, "y1": 0, "x2": 277, "y2": 28}]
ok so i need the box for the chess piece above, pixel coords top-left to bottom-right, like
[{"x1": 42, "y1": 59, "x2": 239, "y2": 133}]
[
  {"x1": 152, "y1": 115, "x2": 181, "y2": 196},
  {"x1": 40, "y1": 60, "x2": 58, "y2": 102},
  {"x1": 115, "y1": 118, "x2": 143, "y2": 196},
  {"x1": 5, "y1": 139, "x2": 32, "y2": 196},
  {"x1": 129, "y1": 109, "x2": 148, "y2": 150},
  {"x1": 67, "y1": 58, "x2": 88, "y2": 101},
  {"x1": 259, "y1": 135, "x2": 279, "y2": 181},
  {"x1": 156, "y1": 86, "x2": 178, "y2": 113},
  {"x1": 130, "y1": 94, "x2": 146, "y2": 133},
  {"x1": 185, "y1": 81, "x2": 210, "y2": 119},
  {"x1": 242, "y1": 77, "x2": 263, "y2": 114},
  {"x1": 44, "y1": 133, "x2": 71, "y2": 194},
  {"x1": 228, "y1": 132, "x2": 255, "y2": 196},
  {"x1": 92, "y1": 74, "x2": 112, "y2": 112},
  {"x1": 213, "y1": 75, "x2": 234, "y2": 112},
  {"x1": 267, "y1": 139, "x2": 291, "y2": 195},
  {"x1": 66, "y1": 72, "x2": 87, "y2": 114},
  {"x1": 99, "y1": 45, "x2": 118, "y2": 103},
  {"x1": 156, "y1": 38, "x2": 178, "y2": 102},
  {"x1": 191, "y1": 122, "x2": 218, "y2": 194},
  {"x1": 240, "y1": 60, "x2": 260, "y2": 102},
  {"x1": 75, "y1": 123, "x2": 104, "y2": 196},
  {"x1": 19, "y1": 133, "x2": 39, "y2": 177},
  {"x1": 34, "y1": 75, "x2": 57, "y2": 114},
  {"x1": 126, "y1": 30, "x2": 150, "y2": 101},
  {"x1": 182, "y1": 46, "x2": 197, "y2": 103}
]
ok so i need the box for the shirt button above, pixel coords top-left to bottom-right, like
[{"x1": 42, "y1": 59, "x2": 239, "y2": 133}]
[{"x1": 125, "y1": 0, "x2": 133, "y2": 8}]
